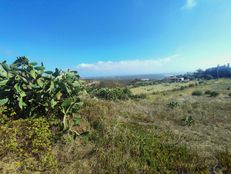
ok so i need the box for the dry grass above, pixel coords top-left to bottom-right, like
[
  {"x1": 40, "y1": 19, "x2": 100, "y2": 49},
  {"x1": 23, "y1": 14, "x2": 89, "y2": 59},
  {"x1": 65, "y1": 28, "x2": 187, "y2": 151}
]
[
  {"x1": 61, "y1": 79, "x2": 230, "y2": 173},
  {"x1": 115, "y1": 79, "x2": 231, "y2": 157},
  {"x1": 130, "y1": 81, "x2": 199, "y2": 95},
  {"x1": 1, "y1": 79, "x2": 231, "y2": 173}
]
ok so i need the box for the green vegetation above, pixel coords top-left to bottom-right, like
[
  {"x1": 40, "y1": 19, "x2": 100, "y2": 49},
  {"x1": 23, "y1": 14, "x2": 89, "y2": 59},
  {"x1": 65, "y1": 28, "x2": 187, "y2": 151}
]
[
  {"x1": 204, "y1": 90, "x2": 211, "y2": 95},
  {"x1": 0, "y1": 57, "x2": 84, "y2": 131},
  {"x1": 93, "y1": 123, "x2": 207, "y2": 174},
  {"x1": 209, "y1": 91, "x2": 220, "y2": 97},
  {"x1": 192, "y1": 90, "x2": 203, "y2": 96},
  {"x1": 131, "y1": 81, "x2": 199, "y2": 95},
  {"x1": 0, "y1": 58, "x2": 231, "y2": 173},
  {"x1": 167, "y1": 101, "x2": 179, "y2": 109},
  {"x1": 184, "y1": 64, "x2": 231, "y2": 79},
  {"x1": 0, "y1": 117, "x2": 57, "y2": 173},
  {"x1": 78, "y1": 100, "x2": 208, "y2": 174},
  {"x1": 182, "y1": 115, "x2": 194, "y2": 126},
  {"x1": 89, "y1": 87, "x2": 132, "y2": 100},
  {"x1": 192, "y1": 90, "x2": 219, "y2": 97}
]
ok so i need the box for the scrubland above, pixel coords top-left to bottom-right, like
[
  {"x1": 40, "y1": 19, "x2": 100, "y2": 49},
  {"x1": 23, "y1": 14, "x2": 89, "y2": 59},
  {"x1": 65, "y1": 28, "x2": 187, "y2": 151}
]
[{"x1": 1, "y1": 78, "x2": 231, "y2": 173}]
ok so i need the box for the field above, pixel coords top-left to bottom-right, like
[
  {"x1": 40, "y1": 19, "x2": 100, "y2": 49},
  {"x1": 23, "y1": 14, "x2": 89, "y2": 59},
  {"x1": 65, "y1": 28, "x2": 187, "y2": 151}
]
[
  {"x1": 56, "y1": 79, "x2": 231, "y2": 173},
  {"x1": 1, "y1": 78, "x2": 231, "y2": 173},
  {"x1": 130, "y1": 79, "x2": 231, "y2": 155},
  {"x1": 131, "y1": 81, "x2": 199, "y2": 94}
]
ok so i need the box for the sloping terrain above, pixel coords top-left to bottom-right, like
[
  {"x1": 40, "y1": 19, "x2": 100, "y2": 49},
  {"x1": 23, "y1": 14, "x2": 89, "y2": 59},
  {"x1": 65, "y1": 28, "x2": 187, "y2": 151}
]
[{"x1": 1, "y1": 79, "x2": 231, "y2": 173}]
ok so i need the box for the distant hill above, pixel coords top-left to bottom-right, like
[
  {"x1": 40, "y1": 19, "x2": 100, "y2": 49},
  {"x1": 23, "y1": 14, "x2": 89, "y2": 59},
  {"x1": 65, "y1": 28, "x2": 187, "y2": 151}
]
[{"x1": 83, "y1": 73, "x2": 179, "y2": 81}]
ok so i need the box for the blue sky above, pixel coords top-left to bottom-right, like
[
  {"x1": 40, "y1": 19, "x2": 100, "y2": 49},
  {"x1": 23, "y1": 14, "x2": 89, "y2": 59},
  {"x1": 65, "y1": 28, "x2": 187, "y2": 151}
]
[{"x1": 0, "y1": 0, "x2": 231, "y2": 77}]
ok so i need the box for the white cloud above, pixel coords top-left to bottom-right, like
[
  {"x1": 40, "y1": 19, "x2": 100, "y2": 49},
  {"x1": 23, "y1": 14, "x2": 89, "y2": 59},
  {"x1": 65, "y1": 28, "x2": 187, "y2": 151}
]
[
  {"x1": 77, "y1": 54, "x2": 180, "y2": 76},
  {"x1": 182, "y1": 0, "x2": 197, "y2": 10},
  {"x1": 76, "y1": 54, "x2": 231, "y2": 77}
]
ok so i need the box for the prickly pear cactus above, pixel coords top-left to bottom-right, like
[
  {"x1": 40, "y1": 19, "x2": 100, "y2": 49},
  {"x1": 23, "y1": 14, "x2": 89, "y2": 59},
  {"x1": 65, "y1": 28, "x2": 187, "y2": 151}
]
[{"x1": 0, "y1": 57, "x2": 84, "y2": 131}]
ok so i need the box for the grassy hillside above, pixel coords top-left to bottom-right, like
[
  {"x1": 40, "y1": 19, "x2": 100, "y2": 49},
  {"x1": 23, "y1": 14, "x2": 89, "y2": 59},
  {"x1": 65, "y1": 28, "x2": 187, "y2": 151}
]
[
  {"x1": 130, "y1": 79, "x2": 231, "y2": 155},
  {"x1": 130, "y1": 80, "x2": 199, "y2": 95},
  {"x1": 1, "y1": 78, "x2": 231, "y2": 173}
]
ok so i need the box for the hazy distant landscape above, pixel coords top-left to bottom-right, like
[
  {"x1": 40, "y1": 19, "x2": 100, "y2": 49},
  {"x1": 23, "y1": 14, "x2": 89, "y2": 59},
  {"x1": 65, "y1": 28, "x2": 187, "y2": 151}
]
[
  {"x1": 83, "y1": 73, "x2": 171, "y2": 81},
  {"x1": 0, "y1": 58, "x2": 231, "y2": 173}
]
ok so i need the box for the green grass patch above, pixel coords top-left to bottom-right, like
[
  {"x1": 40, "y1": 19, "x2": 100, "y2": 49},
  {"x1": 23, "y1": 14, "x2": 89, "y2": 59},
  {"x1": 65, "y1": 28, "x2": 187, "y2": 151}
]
[
  {"x1": 0, "y1": 118, "x2": 57, "y2": 173},
  {"x1": 192, "y1": 90, "x2": 203, "y2": 96},
  {"x1": 209, "y1": 91, "x2": 220, "y2": 97},
  {"x1": 92, "y1": 123, "x2": 207, "y2": 174}
]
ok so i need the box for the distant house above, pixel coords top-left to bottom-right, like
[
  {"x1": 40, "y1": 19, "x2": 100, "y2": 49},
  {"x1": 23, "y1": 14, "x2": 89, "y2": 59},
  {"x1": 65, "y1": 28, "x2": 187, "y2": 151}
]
[
  {"x1": 177, "y1": 77, "x2": 185, "y2": 82},
  {"x1": 140, "y1": 78, "x2": 150, "y2": 81},
  {"x1": 164, "y1": 75, "x2": 185, "y2": 82},
  {"x1": 86, "y1": 80, "x2": 100, "y2": 87}
]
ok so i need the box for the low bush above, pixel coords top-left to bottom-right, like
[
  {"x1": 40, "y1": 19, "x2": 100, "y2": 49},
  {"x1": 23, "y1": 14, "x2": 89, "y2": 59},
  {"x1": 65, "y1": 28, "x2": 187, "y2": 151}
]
[
  {"x1": 209, "y1": 91, "x2": 219, "y2": 97},
  {"x1": 167, "y1": 101, "x2": 179, "y2": 109},
  {"x1": 228, "y1": 93, "x2": 231, "y2": 97},
  {"x1": 0, "y1": 106, "x2": 8, "y2": 124},
  {"x1": 192, "y1": 90, "x2": 203, "y2": 96},
  {"x1": 189, "y1": 84, "x2": 195, "y2": 87},
  {"x1": 182, "y1": 115, "x2": 194, "y2": 126},
  {"x1": 90, "y1": 87, "x2": 133, "y2": 100},
  {"x1": 132, "y1": 93, "x2": 147, "y2": 99},
  {"x1": 0, "y1": 118, "x2": 57, "y2": 172},
  {"x1": 204, "y1": 90, "x2": 211, "y2": 95}
]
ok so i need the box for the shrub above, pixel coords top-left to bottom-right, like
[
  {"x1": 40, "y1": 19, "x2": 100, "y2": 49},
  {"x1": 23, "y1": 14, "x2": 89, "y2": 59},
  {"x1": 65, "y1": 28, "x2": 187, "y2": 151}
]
[
  {"x1": 228, "y1": 93, "x2": 231, "y2": 97},
  {"x1": 192, "y1": 90, "x2": 203, "y2": 96},
  {"x1": 209, "y1": 91, "x2": 219, "y2": 97},
  {"x1": 132, "y1": 93, "x2": 147, "y2": 99},
  {"x1": 0, "y1": 118, "x2": 57, "y2": 172},
  {"x1": 204, "y1": 90, "x2": 211, "y2": 95},
  {"x1": 0, "y1": 106, "x2": 8, "y2": 124},
  {"x1": 90, "y1": 87, "x2": 133, "y2": 100},
  {"x1": 0, "y1": 57, "x2": 84, "y2": 131},
  {"x1": 182, "y1": 115, "x2": 194, "y2": 126},
  {"x1": 167, "y1": 101, "x2": 179, "y2": 109}
]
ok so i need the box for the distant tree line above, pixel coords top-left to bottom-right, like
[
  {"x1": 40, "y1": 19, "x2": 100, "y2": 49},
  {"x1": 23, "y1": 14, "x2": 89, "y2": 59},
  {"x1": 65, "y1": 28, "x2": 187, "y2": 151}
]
[{"x1": 182, "y1": 64, "x2": 231, "y2": 80}]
